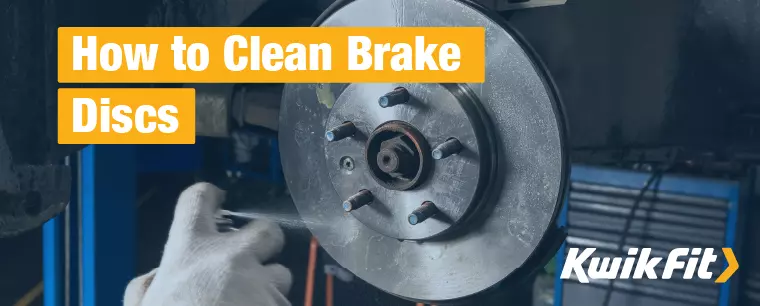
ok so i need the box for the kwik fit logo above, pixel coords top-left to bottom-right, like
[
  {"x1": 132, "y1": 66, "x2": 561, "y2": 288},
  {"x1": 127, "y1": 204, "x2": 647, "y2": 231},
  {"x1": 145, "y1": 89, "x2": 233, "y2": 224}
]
[{"x1": 560, "y1": 248, "x2": 738, "y2": 284}]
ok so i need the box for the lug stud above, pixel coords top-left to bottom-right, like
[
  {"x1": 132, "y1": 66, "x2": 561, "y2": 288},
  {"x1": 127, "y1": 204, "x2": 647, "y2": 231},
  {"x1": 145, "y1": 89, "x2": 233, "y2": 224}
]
[
  {"x1": 408, "y1": 201, "x2": 438, "y2": 225},
  {"x1": 326, "y1": 122, "x2": 356, "y2": 142},
  {"x1": 432, "y1": 138, "x2": 462, "y2": 160},
  {"x1": 343, "y1": 190, "x2": 373, "y2": 212},
  {"x1": 378, "y1": 87, "x2": 410, "y2": 108}
]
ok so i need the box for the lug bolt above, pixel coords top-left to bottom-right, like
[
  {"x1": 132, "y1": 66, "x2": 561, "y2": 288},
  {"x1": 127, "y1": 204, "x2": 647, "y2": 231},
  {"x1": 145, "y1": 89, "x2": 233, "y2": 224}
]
[
  {"x1": 378, "y1": 87, "x2": 410, "y2": 108},
  {"x1": 432, "y1": 138, "x2": 462, "y2": 160},
  {"x1": 408, "y1": 201, "x2": 438, "y2": 225},
  {"x1": 342, "y1": 190, "x2": 373, "y2": 212},
  {"x1": 326, "y1": 122, "x2": 356, "y2": 142}
]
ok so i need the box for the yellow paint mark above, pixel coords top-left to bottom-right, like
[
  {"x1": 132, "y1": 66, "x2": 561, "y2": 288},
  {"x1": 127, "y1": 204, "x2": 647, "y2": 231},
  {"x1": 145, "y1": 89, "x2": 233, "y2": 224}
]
[{"x1": 316, "y1": 84, "x2": 335, "y2": 109}]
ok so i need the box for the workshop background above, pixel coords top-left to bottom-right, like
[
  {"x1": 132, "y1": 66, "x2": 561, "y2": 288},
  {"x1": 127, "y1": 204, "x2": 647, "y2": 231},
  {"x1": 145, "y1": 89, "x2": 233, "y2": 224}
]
[{"x1": 1, "y1": 0, "x2": 760, "y2": 305}]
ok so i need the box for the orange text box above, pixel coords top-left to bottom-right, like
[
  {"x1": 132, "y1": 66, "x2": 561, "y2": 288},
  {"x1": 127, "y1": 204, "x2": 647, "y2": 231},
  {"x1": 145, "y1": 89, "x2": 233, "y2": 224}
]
[
  {"x1": 58, "y1": 27, "x2": 485, "y2": 83},
  {"x1": 58, "y1": 88, "x2": 196, "y2": 144}
]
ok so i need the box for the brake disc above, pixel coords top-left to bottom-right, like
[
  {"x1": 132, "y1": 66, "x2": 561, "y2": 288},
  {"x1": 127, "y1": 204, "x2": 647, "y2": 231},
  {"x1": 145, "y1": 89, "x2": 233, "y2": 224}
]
[{"x1": 279, "y1": 0, "x2": 568, "y2": 302}]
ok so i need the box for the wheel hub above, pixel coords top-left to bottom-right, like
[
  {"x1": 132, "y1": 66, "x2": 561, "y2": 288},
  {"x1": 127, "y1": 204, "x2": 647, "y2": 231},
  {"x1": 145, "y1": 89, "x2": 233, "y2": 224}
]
[
  {"x1": 366, "y1": 120, "x2": 430, "y2": 191},
  {"x1": 323, "y1": 82, "x2": 494, "y2": 241}
]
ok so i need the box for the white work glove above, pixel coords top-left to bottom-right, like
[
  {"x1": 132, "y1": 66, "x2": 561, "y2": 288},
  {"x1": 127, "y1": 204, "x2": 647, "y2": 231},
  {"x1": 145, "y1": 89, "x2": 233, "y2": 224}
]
[{"x1": 124, "y1": 182, "x2": 292, "y2": 306}]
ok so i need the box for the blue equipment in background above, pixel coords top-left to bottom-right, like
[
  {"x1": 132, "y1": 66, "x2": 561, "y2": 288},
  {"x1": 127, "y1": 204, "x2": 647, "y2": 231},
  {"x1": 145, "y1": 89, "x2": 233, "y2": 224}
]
[{"x1": 42, "y1": 143, "x2": 201, "y2": 306}]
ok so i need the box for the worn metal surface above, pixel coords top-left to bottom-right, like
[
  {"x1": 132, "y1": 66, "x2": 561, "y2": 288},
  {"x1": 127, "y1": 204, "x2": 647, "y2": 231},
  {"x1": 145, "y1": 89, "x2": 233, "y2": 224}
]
[{"x1": 279, "y1": 0, "x2": 568, "y2": 302}]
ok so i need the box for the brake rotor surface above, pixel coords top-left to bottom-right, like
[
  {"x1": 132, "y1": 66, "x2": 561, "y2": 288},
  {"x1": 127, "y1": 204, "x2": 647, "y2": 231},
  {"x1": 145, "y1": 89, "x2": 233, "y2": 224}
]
[{"x1": 279, "y1": 0, "x2": 568, "y2": 302}]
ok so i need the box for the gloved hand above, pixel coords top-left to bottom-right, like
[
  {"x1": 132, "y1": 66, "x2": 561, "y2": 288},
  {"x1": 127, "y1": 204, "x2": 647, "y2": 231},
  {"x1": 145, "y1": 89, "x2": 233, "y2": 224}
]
[{"x1": 124, "y1": 182, "x2": 292, "y2": 306}]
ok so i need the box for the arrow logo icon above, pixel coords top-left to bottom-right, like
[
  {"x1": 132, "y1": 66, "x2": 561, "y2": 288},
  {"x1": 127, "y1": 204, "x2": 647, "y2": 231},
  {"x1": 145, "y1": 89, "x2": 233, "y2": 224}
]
[{"x1": 715, "y1": 248, "x2": 738, "y2": 283}]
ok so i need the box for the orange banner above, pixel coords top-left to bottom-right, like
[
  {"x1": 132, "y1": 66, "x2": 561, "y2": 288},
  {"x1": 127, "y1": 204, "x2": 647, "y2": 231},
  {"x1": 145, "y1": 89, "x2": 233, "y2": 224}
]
[
  {"x1": 58, "y1": 27, "x2": 485, "y2": 83},
  {"x1": 58, "y1": 88, "x2": 196, "y2": 144}
]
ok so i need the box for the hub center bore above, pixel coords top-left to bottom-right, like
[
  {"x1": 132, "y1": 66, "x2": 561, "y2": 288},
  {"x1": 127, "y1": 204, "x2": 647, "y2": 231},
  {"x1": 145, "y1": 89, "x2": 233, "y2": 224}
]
[
  {"x1": 377, "y1": 148, "x2": 402, "y2": 174},
  {"x1": 365, "y1": 121, "x2": 431, "y2": 191}
]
